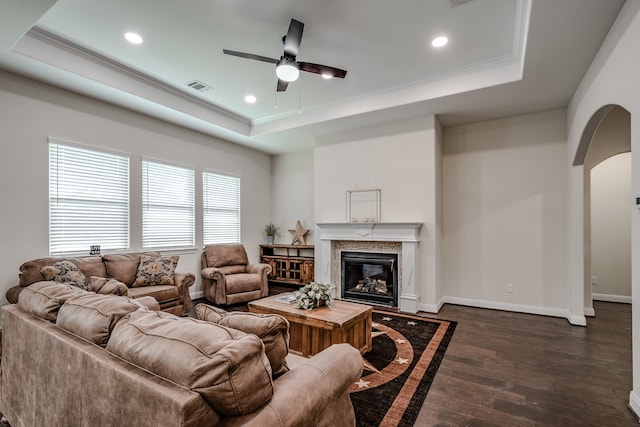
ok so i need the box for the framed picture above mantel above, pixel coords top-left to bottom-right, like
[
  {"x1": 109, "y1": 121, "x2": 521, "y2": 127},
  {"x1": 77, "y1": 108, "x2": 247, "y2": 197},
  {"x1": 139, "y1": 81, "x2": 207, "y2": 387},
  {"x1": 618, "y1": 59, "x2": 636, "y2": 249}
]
[{"x1": 346, "y1": 189, "x2": 381, "y2": 223}]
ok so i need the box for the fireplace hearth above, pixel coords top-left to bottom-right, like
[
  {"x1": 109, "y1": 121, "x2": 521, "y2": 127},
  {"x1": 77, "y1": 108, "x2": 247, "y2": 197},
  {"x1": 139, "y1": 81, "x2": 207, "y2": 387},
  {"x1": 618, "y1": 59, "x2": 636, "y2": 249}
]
[{"x1": 341, "y1": 251, "x2": 398, "y2": 307}]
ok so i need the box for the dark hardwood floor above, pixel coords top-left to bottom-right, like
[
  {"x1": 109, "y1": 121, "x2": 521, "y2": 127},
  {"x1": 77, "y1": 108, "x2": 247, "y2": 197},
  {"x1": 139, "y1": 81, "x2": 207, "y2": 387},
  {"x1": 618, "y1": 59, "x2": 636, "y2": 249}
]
[
  {"x1": 416, "y1": 301, "x2": 637, "y2": 426},
  {"x1": 193, "y1": 289, "x2": 636, "y2": 426}
]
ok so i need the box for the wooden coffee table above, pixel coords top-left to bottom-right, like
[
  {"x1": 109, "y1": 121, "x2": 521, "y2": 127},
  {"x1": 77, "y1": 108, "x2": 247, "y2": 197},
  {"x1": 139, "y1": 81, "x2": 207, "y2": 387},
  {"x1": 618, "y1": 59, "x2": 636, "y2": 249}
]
[{"x1": 248, "y1": 294, "x2": 372, "y2": 357}]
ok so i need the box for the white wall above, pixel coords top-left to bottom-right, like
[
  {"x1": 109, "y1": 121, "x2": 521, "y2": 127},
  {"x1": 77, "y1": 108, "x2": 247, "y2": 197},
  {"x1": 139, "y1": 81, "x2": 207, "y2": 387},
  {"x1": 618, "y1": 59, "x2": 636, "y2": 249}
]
[
  {"x1": 591, "y1": 153, "x2": 631, "y2": 300},
  {"x1": 0, "y1": 70, "x2": 272, "y2": 302},
  {"x1": 313, "y1": 116, "x2": 441, "y2": 310},
  {"x1": 271, "y1": 150, "x2": 315, "y2": 245},
  {"x1": 442, "y1": 109, "x2": 569, "y2": 317},
  {"x1": 566, "y1": 0, "x2": 640, "y2": 414}
]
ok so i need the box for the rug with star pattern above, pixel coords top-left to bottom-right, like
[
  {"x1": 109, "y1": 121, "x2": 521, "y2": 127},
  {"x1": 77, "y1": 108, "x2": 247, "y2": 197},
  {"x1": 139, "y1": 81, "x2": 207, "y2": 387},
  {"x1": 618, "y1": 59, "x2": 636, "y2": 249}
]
[{"x1": 349, "y1": 310, "x2": 457, "y2": 427}]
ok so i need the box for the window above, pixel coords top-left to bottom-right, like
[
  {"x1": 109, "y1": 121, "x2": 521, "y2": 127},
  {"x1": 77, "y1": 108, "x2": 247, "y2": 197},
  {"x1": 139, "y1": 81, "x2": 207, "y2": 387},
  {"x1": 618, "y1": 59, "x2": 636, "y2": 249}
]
[
  {"x1": 49, "y1": 139, "x2": 129, "y2": 255},
  {"x1": 142, "y1": 160, "x2": 195, "y2": 249},
  {"x1": 203, "y1": 171, "x2": 240, "y2": 244}
]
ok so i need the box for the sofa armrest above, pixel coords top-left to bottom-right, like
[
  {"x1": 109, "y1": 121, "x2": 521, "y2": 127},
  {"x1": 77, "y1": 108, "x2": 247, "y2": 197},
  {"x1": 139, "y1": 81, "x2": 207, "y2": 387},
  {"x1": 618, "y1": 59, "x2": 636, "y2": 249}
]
[
  {"x1": 246, "y1": 263, "x2": 271, "y2": 276},
  {"x1": 172, "y1": 272, "x2": 195, "y2": 315},
  {"x1": 220, "y1": 343, "x2": 363, "y2": 427},
  {"x1": 201, "y1": 267, "x2": 224, "y2": 280},
  {"x1": 201, "y1": 267, "x2": 228, "y2": 305},
  {"x1": 246, "y1": 263, "x2": 271, "y2": 298},
  {"x1": 174, "y1": 272, "x2": 195, "y2": 289}
]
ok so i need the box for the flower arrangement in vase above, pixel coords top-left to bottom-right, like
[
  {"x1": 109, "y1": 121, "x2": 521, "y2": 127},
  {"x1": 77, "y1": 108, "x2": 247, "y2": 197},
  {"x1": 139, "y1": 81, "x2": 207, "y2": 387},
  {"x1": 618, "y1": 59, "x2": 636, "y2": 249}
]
[{"x1": 294, "y1": 281, "x2": 333, "y2": 310}]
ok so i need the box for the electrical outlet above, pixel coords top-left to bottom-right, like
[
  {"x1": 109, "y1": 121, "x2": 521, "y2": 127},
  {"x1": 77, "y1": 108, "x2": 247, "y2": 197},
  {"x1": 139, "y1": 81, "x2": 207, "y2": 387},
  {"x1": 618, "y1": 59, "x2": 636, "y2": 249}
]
[
  {"x1": 506, "y1": 283, "x2": 513, "y2": 293},
  {"x1": 592, "y1": 276, "x2": 597, "y2": 285}
]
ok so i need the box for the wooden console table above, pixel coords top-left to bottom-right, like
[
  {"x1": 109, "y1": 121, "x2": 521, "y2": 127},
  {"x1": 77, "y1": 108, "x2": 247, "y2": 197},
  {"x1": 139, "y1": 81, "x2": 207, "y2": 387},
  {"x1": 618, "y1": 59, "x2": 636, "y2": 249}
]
[
  {"x1": 248, "y1": 295, "x2": 372, "y2": 357},
  {"x1": 259, "y1": 244, "x2": 314, "y2": 286}
]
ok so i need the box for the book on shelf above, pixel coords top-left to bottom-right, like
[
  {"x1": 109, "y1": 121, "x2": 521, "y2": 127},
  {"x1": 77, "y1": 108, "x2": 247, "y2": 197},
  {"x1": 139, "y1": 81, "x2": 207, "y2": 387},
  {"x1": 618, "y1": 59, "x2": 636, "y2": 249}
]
[{"x1": 274, "y1": 293, "x2": 297, "y2": 304}]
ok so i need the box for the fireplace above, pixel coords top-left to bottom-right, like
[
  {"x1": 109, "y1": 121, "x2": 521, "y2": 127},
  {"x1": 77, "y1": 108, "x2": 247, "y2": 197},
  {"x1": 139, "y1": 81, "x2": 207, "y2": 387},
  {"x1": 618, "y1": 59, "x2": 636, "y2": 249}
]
[
  {"x1": 341, "y1": 251, "x2": 398, "y2": 307},
  {"x1": 315, "y1": 222, "x2": 423, "y2": 313}
]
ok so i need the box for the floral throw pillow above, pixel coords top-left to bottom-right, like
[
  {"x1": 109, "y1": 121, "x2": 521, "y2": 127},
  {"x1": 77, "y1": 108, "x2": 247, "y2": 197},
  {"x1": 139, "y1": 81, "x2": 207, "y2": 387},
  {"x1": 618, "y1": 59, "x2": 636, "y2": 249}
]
[
  {"x1": 132, "y1": 255, "x2": 179, "y2": 287},
  {"x1": 40, "y1": 260, "x2": 91, "y2": 291}
]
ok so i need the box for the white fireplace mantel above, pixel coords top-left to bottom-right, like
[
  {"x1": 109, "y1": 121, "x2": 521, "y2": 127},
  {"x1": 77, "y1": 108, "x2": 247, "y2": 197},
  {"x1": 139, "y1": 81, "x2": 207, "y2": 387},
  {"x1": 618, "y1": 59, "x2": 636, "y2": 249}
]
[
  {"x1": 315, "y1": 222, "x2": 422, "y2": 242},
  {"x1": 315, "y1": 222, "x2": 423, "y2": 313}
]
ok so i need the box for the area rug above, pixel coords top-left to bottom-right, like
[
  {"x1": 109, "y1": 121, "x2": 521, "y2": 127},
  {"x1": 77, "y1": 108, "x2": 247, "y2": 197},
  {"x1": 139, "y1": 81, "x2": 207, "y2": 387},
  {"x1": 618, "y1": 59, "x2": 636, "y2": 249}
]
[{"x1": 349, "y1": 310, "x2": 456, "y2": 427}]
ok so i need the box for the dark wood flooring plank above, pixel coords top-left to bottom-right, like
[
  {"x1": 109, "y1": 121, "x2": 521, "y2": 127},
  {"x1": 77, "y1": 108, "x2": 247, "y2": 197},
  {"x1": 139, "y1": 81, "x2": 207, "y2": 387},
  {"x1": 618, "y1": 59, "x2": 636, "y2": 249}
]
[{"x1": 418, "y1": 301, "x2": 638, "y2": 426}]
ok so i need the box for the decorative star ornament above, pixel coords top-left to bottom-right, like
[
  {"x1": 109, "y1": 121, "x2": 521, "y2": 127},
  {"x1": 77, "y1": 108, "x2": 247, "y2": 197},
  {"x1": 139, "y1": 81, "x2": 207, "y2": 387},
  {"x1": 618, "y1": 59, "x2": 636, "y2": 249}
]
[
  {"x1": 288, "y1": 220, "x2": 310, "y2": 245},
  {"x1": 396, "y1": 357, "x2": 409, "y2": 365},
  {"x1": 407, "y1": 321, "x2": 417, "y2": 326},
  {"x1": 382, "y1": 316, "x2": 392, "y2": 322},
  {"x1": 395, "y1": 338, "x2": 407, "y2": 344}
]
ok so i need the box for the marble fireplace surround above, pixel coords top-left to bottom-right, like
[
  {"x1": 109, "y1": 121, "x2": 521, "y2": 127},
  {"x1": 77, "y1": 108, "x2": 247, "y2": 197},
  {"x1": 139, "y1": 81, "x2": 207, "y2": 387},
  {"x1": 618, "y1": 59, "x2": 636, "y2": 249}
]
[{"x1": 315, "y1": 222, "x2": 423, "y2": 313}]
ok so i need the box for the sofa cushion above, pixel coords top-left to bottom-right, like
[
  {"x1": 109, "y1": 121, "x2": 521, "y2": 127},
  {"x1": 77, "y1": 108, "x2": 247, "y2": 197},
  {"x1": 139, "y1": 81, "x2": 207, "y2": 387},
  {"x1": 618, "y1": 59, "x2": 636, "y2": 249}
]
[
  {"x1": 132, "y1": 255, "x2": 179, "y2": 287},
  {"x1": 127, "y1": 284, "x2": 179, "y2": 302},
  {"x1": 40, "y1": 261, "x2": 91, "y2": 291},
  {"x1": 195, "y1": 304, "x2": 290, "y2": 377},
  {"x1": 19, "y1": 256, "x2": 106, "y2": 287},
  {"x1": 103, "y1": 252, "x2": 160, "y2": 286},
  {"x1": 106, "y1": 310, "x2": 274, "y2": 415},
  {"x1": 56, "y1": 293, "x2": 146, "y2": 347},
  {"x1": 89, "y1": 276, "x2": 129, "y2": 297},
  {"x1": 17, "y1": 281, "x2": 88, "y2": 321},
  {"x1": 225, "y1": 273, "x2": 264, "y2": 293}
]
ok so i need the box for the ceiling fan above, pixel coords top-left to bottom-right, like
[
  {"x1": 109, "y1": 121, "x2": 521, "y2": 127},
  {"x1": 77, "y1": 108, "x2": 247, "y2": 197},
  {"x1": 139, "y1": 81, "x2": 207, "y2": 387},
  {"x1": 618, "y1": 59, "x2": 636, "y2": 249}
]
[{"x1": 223, "y1": 18, "x2": 347, "y2": 92}]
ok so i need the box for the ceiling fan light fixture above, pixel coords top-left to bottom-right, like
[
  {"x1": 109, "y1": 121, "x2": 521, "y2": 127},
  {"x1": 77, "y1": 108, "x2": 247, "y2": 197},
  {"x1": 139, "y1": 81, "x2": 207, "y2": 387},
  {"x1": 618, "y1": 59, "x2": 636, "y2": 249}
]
[{"x1": 276, "y1": 59, "x2": 299, "y2": 82}]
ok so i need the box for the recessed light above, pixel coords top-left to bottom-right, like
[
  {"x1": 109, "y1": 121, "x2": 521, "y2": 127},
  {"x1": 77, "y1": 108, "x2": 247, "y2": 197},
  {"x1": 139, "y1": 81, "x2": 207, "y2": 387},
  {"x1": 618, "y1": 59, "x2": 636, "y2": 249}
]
[
  {"x1": 321, "y1": 73, "x2": 333, "y2": 80},
  {"x1": 124, "y1": 32, "x2": 144, "y2": 45},
  {"x1": 431, "y1": 36, "x2": 448, "y2": 48},
  {"x1": 244, "y1": 94, "x2": 257, "y2": 104}
]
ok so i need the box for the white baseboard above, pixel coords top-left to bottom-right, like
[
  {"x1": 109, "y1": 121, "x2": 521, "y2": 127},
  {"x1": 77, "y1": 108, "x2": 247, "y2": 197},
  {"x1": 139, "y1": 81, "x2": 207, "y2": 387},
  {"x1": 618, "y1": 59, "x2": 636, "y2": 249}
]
[
  {"x1": 417, "y1": 297, "x2": 444, "y2": 314},
  {"x1": 593, "y1": 293, "x2": 632, "y2": 304},
  {"x1": 441, "y1": 296, "x2": 586, "y2": 325},
  {"x1": 190, "y1": 290, "x2": 204, "y2": 300},
  {"x1": 584, "y1": 307, "x2": 595, "y2": 317},
  {"x1": 628, "y1": 390, "x2": 640, "y2": 421}
]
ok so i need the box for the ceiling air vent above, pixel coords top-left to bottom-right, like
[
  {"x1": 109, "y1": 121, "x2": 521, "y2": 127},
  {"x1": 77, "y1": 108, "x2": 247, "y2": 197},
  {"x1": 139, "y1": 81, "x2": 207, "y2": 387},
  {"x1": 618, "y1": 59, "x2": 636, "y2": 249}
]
[
  {"x1": 449, "y1": 0, "x2": 474, "y2": 7},
  {"x1": 186, "y1": 80, "x2": 212, "y2": 93}
]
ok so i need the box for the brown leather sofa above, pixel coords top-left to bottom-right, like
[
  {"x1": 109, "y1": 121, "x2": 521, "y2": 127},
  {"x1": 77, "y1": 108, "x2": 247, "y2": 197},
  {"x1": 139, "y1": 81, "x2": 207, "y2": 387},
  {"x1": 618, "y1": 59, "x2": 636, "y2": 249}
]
[
  {"x1": 201, "y1": 244, "x2": 271, "y2": 305},
  {"x1": 0, "y1": 282, "x2": 363, "y2": 426},
  {"x1": 5, "y1": 252, "x2": 195, "y2": 316}
]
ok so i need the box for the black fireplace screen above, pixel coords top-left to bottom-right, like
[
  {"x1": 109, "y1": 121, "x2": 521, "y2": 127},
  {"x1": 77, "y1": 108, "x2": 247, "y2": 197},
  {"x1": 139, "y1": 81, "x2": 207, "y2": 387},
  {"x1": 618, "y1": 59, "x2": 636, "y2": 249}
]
[{"x1": 341, "y1": 251, "x2": 398, "y2": 307}]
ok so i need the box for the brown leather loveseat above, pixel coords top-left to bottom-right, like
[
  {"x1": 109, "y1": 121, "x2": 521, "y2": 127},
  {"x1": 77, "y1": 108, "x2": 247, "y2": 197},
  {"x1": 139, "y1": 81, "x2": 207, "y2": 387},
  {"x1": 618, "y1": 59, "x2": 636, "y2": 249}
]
[
  {"x1": 5, "y1": 251, "x2": 195, "y2": 316},
  {"x1": 0, "y1": 282, "x2": 363, "y2": 426}
]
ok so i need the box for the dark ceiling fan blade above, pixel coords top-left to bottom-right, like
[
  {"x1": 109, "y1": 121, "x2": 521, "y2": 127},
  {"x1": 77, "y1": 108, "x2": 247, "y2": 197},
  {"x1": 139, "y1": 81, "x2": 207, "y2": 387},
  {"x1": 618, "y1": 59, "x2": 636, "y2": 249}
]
[
  {"x1": 277, "y1": 79, "x2": 289, "y2": 92},
  {"x1": 283, "y1": 19, "x2": 304, "y2": 58},
  {"x1": 298, "y1": 62, "x2": 348, "y2": 79},
  {"x1": 223, "y1": 49, "x2": 278, "y2": 64}
]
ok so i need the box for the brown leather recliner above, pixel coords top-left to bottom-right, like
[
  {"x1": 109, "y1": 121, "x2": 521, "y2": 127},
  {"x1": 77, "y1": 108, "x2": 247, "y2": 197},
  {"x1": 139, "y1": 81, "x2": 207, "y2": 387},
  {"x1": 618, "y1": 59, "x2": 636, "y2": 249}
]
[{"x1": 201, "y1": 244, "x2": 271, "y2": 305}]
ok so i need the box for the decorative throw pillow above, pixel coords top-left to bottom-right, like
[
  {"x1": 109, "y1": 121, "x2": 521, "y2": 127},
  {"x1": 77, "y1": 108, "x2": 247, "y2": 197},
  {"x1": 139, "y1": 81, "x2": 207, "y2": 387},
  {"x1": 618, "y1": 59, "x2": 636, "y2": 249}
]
[
  {"x1": 89, "y1": 276, "x2": 129, "y2": 297},
  {"x1": 132, "y1": 255, "x2": 179, "y2": 287},
  {"x1": 40, "y1": 261, "x2": 91, "y2": 291}
]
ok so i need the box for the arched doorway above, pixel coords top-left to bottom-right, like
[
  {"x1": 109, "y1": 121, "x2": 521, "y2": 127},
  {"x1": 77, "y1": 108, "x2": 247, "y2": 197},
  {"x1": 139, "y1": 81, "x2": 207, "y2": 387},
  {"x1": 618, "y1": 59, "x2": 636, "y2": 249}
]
[{"x1": 575, "y1": 106, "x2": 631, "y2": 314}]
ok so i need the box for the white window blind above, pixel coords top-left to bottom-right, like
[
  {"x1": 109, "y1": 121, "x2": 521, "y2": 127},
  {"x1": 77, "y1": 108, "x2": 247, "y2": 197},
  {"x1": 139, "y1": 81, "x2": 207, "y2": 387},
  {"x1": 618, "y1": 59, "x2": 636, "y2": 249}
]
[
  {"x1": 49, "y1": 140, "x2": 130, "y2": 256},
  {"x1": 203, "y1": 171, "x2": 240, "y2": 244},
  {"x1": 142, "y1": 160, "x2": 195, "y2": 249}
]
